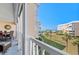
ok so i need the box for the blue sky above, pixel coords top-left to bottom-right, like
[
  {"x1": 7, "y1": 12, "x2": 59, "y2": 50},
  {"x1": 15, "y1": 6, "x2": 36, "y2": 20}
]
[{"x1": 38, "y1": 3, "x2": 79, "y2": 31}]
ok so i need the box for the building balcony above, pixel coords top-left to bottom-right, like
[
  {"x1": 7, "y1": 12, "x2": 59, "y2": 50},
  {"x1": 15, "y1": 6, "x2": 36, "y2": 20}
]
[
  {"x1": 26, "y1": 37, "x2": 68, "y2": 55},
  {"x1": 0, "y1": 3, "x2": 68, "y2": 55}
]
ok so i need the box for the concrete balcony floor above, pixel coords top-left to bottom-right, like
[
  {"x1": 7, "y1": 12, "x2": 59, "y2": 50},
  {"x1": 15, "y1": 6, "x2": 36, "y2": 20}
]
[{"x1": 0, "y1": 39, "x2": 18, "y2": 55}]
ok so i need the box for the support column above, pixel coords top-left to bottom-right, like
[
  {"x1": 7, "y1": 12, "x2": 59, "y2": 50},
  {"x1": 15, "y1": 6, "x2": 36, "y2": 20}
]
[{"x1": 24, "y1": 3, "x2": 30, "y2": 55}]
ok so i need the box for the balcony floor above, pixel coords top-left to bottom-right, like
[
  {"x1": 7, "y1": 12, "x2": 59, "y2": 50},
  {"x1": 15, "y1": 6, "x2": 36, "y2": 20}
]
[{"x1": 0, "y1": 39, "x2": 19, "y2": 55}]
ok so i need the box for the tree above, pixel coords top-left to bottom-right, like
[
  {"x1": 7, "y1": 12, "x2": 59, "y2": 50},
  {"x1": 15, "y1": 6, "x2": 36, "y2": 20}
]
[
  {"x1": 44, "y1": 30, "x2": 52, "y2": 39},
  {"x1": 62, "y1": 32, "x2": 72, "y2": 51},
  {"x1": 49, "y1": 30, "x2": 52, "y2": 40},
  {"x1": 56, "y1": 30, "x2": 64, "y2": 35},
  {"x1": 45, "y1": 31, "x2": 49, "y2": 37},
  {"x1": 72, "y1": 37, "x2": 79, "y2": 54}
]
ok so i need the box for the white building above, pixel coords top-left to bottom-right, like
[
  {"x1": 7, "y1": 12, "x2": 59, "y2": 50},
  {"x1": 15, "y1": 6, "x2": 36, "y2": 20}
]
[{"x1": 57, "y1": 21, "x2": 79, "y2": 36}]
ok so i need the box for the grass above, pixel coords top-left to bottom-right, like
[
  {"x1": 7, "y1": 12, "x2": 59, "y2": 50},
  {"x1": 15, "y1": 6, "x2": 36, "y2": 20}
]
[
  {"x1": 38, "y1": 32, "x2": 79, "y2": 54},
  {"x1": 39, "y1": 35, "x2": 65, "y2": 50}
]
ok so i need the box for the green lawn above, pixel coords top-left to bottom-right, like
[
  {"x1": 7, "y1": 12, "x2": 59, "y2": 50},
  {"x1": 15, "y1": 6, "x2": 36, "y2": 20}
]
[{"x1": 39, "y1": 35, "x2": 65, "y2": 50}]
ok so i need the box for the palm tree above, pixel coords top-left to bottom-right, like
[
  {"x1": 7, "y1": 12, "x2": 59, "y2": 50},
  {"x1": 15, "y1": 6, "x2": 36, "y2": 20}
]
[
  {"x1": 72, "y1": 37, "x2": 79, "y2": 54},
  {"x1": 49, "y1": 30, "x2": 52, "y2": 40},
  {"x1": 62, "y1": 32, "x2": 72, "y2": 51}
]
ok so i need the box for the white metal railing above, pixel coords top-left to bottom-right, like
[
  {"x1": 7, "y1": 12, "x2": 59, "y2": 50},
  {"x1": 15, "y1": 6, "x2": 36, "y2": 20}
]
[{"x1": 29, "y1": 37, "x2": 68, "y2": 55}]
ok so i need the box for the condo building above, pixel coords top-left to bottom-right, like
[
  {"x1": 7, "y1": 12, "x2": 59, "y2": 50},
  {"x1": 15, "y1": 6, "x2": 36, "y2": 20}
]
[{"x1": 57, "y1": 21, "x2": 79, "y2": 36}]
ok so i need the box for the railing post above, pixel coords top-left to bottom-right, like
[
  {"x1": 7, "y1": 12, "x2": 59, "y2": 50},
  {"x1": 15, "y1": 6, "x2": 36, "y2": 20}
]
[
  {"x1": 36, "y1": 44, "x2": 39, "y2": 55},
  {"x1": 30, "y1": 38, "x2": 68, "y2": 55},
  {"x1": 30, "y1": 39, "x2": 39, "y2": 55},
  {"x1": 32, "y1": 42, "x2": 36, "y2": 55},
  {"x1": 29, "y1": 39, "x2": 33, "y2": 55},
  {"x1": 42, "y1": 49, "x2": 45, "y2": 55}
]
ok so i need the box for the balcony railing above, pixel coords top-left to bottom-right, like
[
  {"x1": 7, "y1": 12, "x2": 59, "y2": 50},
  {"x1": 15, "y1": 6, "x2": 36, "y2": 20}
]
[{"x1": 29, "y1": 37, "x2": 68, "y2": 55}]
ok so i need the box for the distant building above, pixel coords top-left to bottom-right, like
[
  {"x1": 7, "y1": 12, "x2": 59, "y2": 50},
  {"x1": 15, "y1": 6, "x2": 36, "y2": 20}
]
[{"x1": 57, "y1": 21, "x2": 79, "y2": 36}]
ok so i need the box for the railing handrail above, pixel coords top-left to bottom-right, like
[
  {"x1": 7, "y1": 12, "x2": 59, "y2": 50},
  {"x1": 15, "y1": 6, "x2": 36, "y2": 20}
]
[{"x1": 30, "y1": 37, "x2": 68, "y2": 55}]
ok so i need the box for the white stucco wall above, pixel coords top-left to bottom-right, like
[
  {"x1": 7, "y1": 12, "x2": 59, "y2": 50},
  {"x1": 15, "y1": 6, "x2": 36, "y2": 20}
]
[{"x1": 0, "y1": 3, "x2": 14, "y2": 22}]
